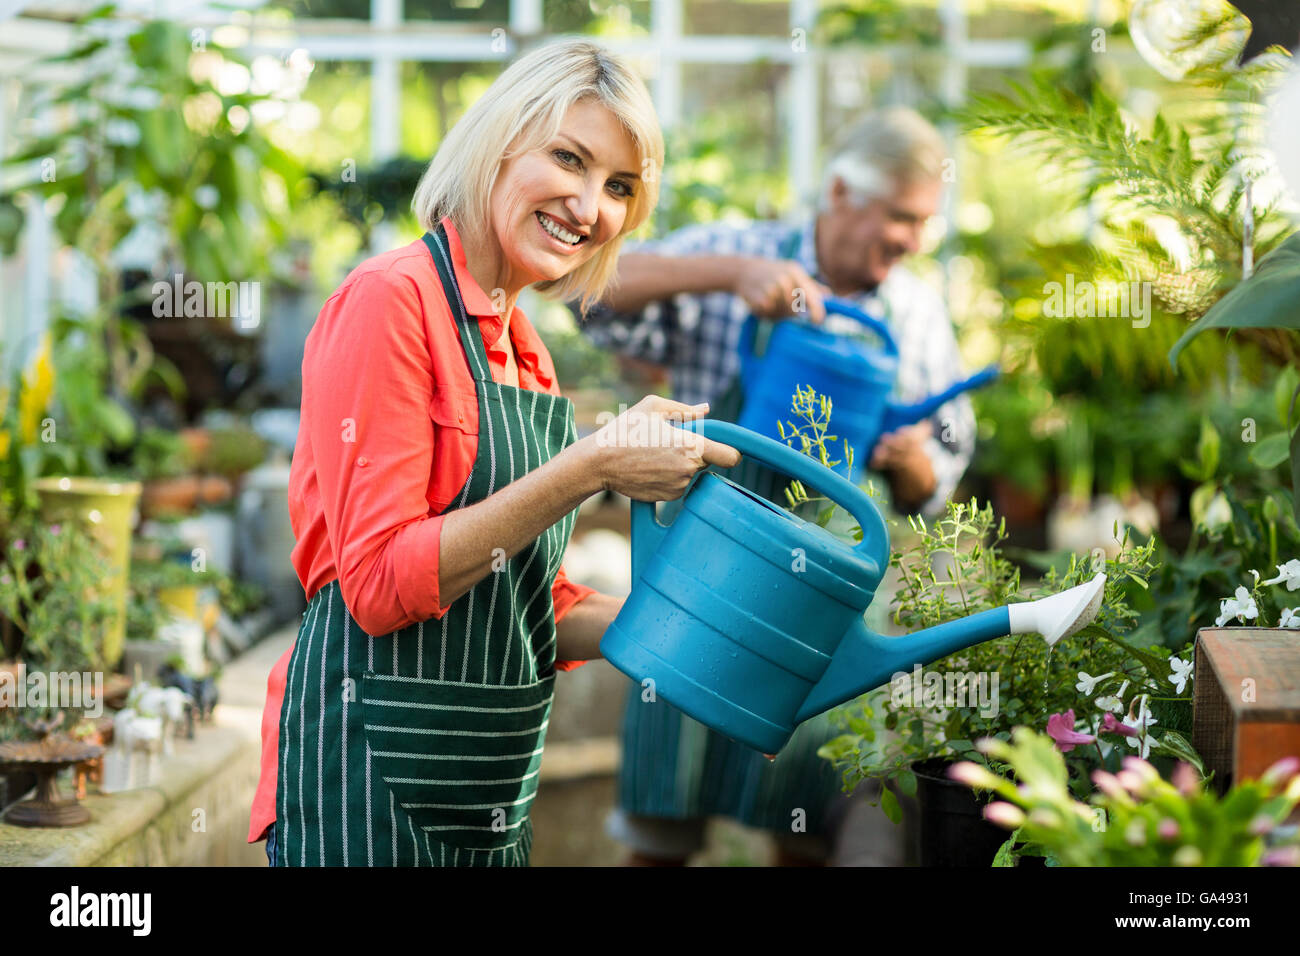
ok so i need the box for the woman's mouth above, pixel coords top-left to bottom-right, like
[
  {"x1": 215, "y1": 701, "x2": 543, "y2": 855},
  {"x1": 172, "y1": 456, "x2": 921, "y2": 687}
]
[{"x1": 535, "y1": 211, "x2": 588, "y2": 249}]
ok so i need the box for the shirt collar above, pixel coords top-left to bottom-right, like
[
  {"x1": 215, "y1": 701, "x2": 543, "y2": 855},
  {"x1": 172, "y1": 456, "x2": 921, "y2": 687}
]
[
  {"x1": 438, "y1": 217, "x2": 554, "y2": 389},
  {"x1": 441, "y1": 216, "x2": 499, "y2": 317}
]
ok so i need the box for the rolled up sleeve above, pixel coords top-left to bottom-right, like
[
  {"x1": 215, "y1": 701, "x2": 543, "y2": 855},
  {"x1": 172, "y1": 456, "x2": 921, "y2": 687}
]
[
  {"x1": 305, "y1": 270, "x2": 450, "y2": 636},
  {"x1": 551, "y1": 564, "x2": 596, "y2": 671}
]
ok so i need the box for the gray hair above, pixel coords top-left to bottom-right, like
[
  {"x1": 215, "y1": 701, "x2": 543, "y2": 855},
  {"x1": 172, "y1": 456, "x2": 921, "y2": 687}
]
[{"x1": 819, "y1": 107, "x2": 947, "y2": 209}]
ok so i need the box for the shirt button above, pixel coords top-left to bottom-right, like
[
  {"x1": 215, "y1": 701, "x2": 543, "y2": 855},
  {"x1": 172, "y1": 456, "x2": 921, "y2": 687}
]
[
  {"x1": 457, "y1": 413, "x2": 464, "y2": 423},
  {"x1": 358, "y1": 456, "x2": 369, "y2": 467}
]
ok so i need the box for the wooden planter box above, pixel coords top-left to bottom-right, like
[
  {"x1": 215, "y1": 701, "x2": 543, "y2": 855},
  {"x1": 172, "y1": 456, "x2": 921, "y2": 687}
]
[{"x1": 1193, "y1": 628, "x2": 1300, "y2": 791}]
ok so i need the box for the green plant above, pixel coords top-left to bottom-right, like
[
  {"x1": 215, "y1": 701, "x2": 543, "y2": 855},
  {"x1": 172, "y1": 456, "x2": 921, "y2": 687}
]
[
  {"x1": 133, "y1": 426, "x2": 196, "y2": 482},
  {"x1": 0, "y1": 10, "x2": 301, "y2": 302},
  {"x1": 1169, "y1": 232, "x2": 1300, "y2": 520},
  {"x1": 202, "y1": 425, "x2": 268, "y2": 478},
  {"x1": 815, "y1": 497, "x2": 1188, "y2": 817},
  {"x1": 958, "y1": 14, "x2": 1295, "y2": 507},
  {"x1": 1125, "y1": 382, "x2": 1300, "y2": 648},
  {"x1": 952, "y1": 728, "x2": 1300, "y2": 867},
  {"x1": 0, "y1": 517, "x2": 117, "y2": 674},
  {"x1": 0, "y1": 516, "x2": 118, "y2": 738}
]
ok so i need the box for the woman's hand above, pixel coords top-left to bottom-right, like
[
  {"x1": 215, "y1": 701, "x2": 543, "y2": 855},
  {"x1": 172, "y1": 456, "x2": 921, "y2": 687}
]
[{"x1": 580, "y1": 396, "x2": 741, "y2": 502}]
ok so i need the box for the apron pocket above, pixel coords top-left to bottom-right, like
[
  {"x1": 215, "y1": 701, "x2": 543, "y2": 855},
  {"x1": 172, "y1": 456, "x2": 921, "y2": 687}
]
[{"x1": 360, "y1": 671, "x2": 553, "y2": 852}]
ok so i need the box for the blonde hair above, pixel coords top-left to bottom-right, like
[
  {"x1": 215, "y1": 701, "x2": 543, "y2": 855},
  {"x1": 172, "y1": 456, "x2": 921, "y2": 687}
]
[
  {"x1": 820, "y1": 107, "x2": 947, "y2": 209},
  {"x1": 412, "y1": 39, "x2": 663, "y2": 311}
]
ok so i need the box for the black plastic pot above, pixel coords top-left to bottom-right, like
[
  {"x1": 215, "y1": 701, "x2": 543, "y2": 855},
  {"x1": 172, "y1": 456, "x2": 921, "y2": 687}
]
[{"x1": 909, "y1": 758, "x2": 1013, "y2": 867}]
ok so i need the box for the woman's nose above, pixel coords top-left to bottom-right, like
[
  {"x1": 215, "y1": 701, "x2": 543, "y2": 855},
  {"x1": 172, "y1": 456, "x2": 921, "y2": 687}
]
[{"x1": 564, "y1": 180, "x2": 601, "y2": 228}]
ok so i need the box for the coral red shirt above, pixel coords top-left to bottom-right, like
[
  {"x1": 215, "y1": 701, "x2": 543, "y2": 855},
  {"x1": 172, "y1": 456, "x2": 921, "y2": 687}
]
[{"x1": 248, "y1": 219, "x2": 595, "y2": 843}]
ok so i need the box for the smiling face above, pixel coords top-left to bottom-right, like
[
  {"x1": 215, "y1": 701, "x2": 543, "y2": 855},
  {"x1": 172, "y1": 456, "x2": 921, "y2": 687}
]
[
  {"x1": 485, "y1": 98, "x2": 642, "y2": 292},
  {"x1": 818, "y1": 175, "x2": 942, "y2": 292}
]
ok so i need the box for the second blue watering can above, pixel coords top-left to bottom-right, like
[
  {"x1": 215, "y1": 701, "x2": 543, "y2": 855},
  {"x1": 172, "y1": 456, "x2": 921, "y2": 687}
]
[
  {"x1": 736, "y1": 298, "x2": 998, "y2": 479},
  {"x1": 600, "y1": 420, "x2": 1107, "y2": 755}
]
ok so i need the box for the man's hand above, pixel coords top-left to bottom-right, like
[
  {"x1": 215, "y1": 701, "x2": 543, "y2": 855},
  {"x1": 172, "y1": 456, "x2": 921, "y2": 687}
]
[
  {"x1": 869, "y1": 422, "x2": 937, "y2": 512},
  {"x1": 732, "y1": 258, "x2": 830, "y2": 322}
]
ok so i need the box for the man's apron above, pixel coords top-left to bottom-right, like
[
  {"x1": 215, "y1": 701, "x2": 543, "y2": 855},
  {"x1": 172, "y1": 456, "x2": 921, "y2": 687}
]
[
  {"x1": 274, "y1": 224, "x2": 579, "y2": 867},
  {"x1": 615, "y1": 230, "x2": 894, "y2": 840}
]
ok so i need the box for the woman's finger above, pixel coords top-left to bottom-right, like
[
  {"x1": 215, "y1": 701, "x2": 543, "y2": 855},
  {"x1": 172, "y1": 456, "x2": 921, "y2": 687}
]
[
  {"x1": 699, "y1": 438, "x2": 741, "y2": 469},
  {"x1": 646, "y1": 396, "x2": 709, "y2": 421}
]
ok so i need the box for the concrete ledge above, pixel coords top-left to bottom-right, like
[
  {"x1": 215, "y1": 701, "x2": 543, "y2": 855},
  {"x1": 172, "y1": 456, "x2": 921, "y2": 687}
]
[{"x1": 0, "y1": 625, "x2": 294, "y2": 867}]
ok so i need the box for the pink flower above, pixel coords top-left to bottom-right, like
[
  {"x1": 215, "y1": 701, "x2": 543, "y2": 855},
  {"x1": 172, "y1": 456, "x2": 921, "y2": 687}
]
[
  {"x1": 948, "y1": 761, "x2": 1003, "y2": 790},
  {"x1": 983, "y1": 802, "x2": 1026, "y2": 829},
  {"x1": 1099, "y1": 712, "x2": 1140, "y2": 738},
  {"x1": 1172, "y1": 762, "x2": 1200, "y2": 796},
  {"x1": 1046, "y1": 710, "x2": 1096, "y2": 753},
  {"x1": 50, "y1": 524, "x2": 60, "y2": 535},
  {"x1": 13, "y1": 539, "x2": 24, "y2": 551},
  {"x1": 1261, "y1": 756, "x2": 1300, "y2": 788},
  {"x1": 1262, "y1": 847, "x2": 1300, "y2": 867},
  {"x1": 1157, "y1": 818, "x2": 1180, "y2": 840},
  {"x1": 1092, "y1": 769, "x2": 1128, "y2": 799}
]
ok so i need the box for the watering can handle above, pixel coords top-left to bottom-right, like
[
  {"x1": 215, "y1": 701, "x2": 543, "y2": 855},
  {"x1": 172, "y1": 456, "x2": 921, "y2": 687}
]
[
  {"x1": 823, "y1": 298, "x2": 899, "y2": 358},
  {"x1": 676, "y1": 419, "x2": 889, "y2": 565}
]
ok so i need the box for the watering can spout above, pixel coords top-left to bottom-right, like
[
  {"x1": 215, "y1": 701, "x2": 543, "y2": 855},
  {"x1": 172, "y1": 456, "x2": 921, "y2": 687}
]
[
  {"x1": 794, "y1": 573, "x2": 1107, "y2": 724},
  {"x1": 879, "y1": 365, "x2": 1000, "y2": 434}
]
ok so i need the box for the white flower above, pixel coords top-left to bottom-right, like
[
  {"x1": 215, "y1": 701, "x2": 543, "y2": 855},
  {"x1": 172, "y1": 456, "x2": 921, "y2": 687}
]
[
  {"x1": 1262, "y1": 560, "x2": 1300, "y2": 592},
  {"x1": 1125, "y1": 695, "x2": 1159, "y2": 759},
  {"x1": 1169, "y1": 656, "x2": 1193, "y2": 694},
  {"x1": 1281, "y1": 608, "x2": 1300, "y2": 629},
  {"x1": 1076, "y1": 671, "x2": 1114, "y2": 696},
  {"x1": 1201, "y1": 492, "x2": 1233, "y2": 532},
  {"x1": 1215, "y1": 586, "x2": 1259, "y2": 627},
  {"x1": 1095, "y1": 679, "x2": 1129, "y2": 713}
]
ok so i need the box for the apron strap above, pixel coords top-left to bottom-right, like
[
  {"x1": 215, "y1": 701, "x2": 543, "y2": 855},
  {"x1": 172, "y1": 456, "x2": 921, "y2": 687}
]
[{"x1": 422, "y1": 224, "x2": 495, "y2": 385}]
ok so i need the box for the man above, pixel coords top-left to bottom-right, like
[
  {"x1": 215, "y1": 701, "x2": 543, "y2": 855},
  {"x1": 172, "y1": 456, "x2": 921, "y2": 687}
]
[{"x1": 577, "y1": 108, "x2": 977, "y2": 865}]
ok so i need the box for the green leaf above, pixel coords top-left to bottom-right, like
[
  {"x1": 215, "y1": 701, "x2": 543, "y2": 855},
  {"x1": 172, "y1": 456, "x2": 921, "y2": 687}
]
[
  {"x1": 1169, "y1": 231, "x2": 1300, "y2": 369},
  {"x1": 1180, "y1": 417, "x2": 1220, "y2": 482},
  {"x1": 1083, "y1": 625, "x2": 1171, "y2": 684},
  {"x1": 991, "y1": 833, "x2": 1018, "y2": 867},
  {"x1": 1292, "y1": 421, "x2": 1300, "y2": 525},
  {"x1": 896, "y1": 768, "x2": 917, "y2": 798},
  {"x1": 879, "y1": 786, "x2": 903, "y2": 825},
  {"x1": 1152, "y1": 730, "x2": 1206, "y2": 776},
  {"x1": 1251, "y1": 433, "x2": 1292, "y2": 470},
  {"x1": 1274, "y1": 367, "x2": 1300, "y2": 429},
  {"x1": 92, "y1": 400, "x2": 136, "y2": 446}
]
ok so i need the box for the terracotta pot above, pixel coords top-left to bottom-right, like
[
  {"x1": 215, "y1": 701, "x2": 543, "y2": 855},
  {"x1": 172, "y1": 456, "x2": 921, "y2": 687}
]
[
  {"x1": 990, "y1": 476, "x2": 1046, "y2": 526},
  {"x1": 199, "y1": 474, "x2": 233, "y2": 505},
  {"x1": 141, "y1": 474, "x2": 200, "y2": 519},
  {"x1": 179, "y1": 427, "x2": 211, "y2": 466}
]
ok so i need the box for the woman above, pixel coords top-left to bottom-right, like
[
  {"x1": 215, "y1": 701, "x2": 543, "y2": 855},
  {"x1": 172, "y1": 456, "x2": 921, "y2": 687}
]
[{"x1": 247, "y1": 39, "x2": 739, "y2": 867}]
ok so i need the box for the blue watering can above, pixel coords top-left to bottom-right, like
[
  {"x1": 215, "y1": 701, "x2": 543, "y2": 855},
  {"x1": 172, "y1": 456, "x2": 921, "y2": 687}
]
[
  {"x1": 600, "y1": 420, "x2": 1106, "y2": 755},
  {"x1": 736, "y1": 298, "x2": 999, "y2": 479}
]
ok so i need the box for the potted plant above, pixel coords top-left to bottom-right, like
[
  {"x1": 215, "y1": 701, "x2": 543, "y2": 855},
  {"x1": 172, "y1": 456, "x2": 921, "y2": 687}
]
[
  {"x1": 202, "y1": 424, "x2": 268, "y2": 484},
  {"x1": 0, "y1": 516, "x2": 120, "y2": 755},
  {"x1": 952, "y1": 727, "x2": 1300, "y2": 867},
  {"x1": 121, "y1": 556, "x2": 217, "y2": 681},
  {"x1": 814, "y1": 498, "x2": 1193, "y2": 866},
  {"x1": 135, "y1": 426, "x2": 200, "y2": 519}
]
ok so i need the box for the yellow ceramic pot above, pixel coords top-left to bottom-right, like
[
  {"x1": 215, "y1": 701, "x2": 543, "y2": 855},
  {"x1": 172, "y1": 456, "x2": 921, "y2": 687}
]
[{"x1": 33, "y1": 476, "x2": 142, "y2": 670}]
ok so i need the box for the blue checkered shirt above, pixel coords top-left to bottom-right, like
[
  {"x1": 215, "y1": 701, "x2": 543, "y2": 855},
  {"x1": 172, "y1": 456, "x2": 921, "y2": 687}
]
[{"x1": 575, "y1": 218, "x2": 976, "y2": 516}]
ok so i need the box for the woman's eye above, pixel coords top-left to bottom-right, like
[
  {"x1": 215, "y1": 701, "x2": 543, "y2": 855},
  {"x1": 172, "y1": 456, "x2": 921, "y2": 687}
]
[
  {"x1": 608, "y1": 180, "x2": 634, "y2": 198},
  {"x1": 553, "y1": 149, "x2": 579, "y2": 166}
]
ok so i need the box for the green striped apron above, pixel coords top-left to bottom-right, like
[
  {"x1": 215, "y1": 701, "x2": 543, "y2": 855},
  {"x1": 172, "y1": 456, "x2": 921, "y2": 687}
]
[
  {"x1": 615, "y1": 231, "x2": 891, "y2": 840},
  {"x1": 274, "y1": 224, "x2": 579, "y2": 867}
]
